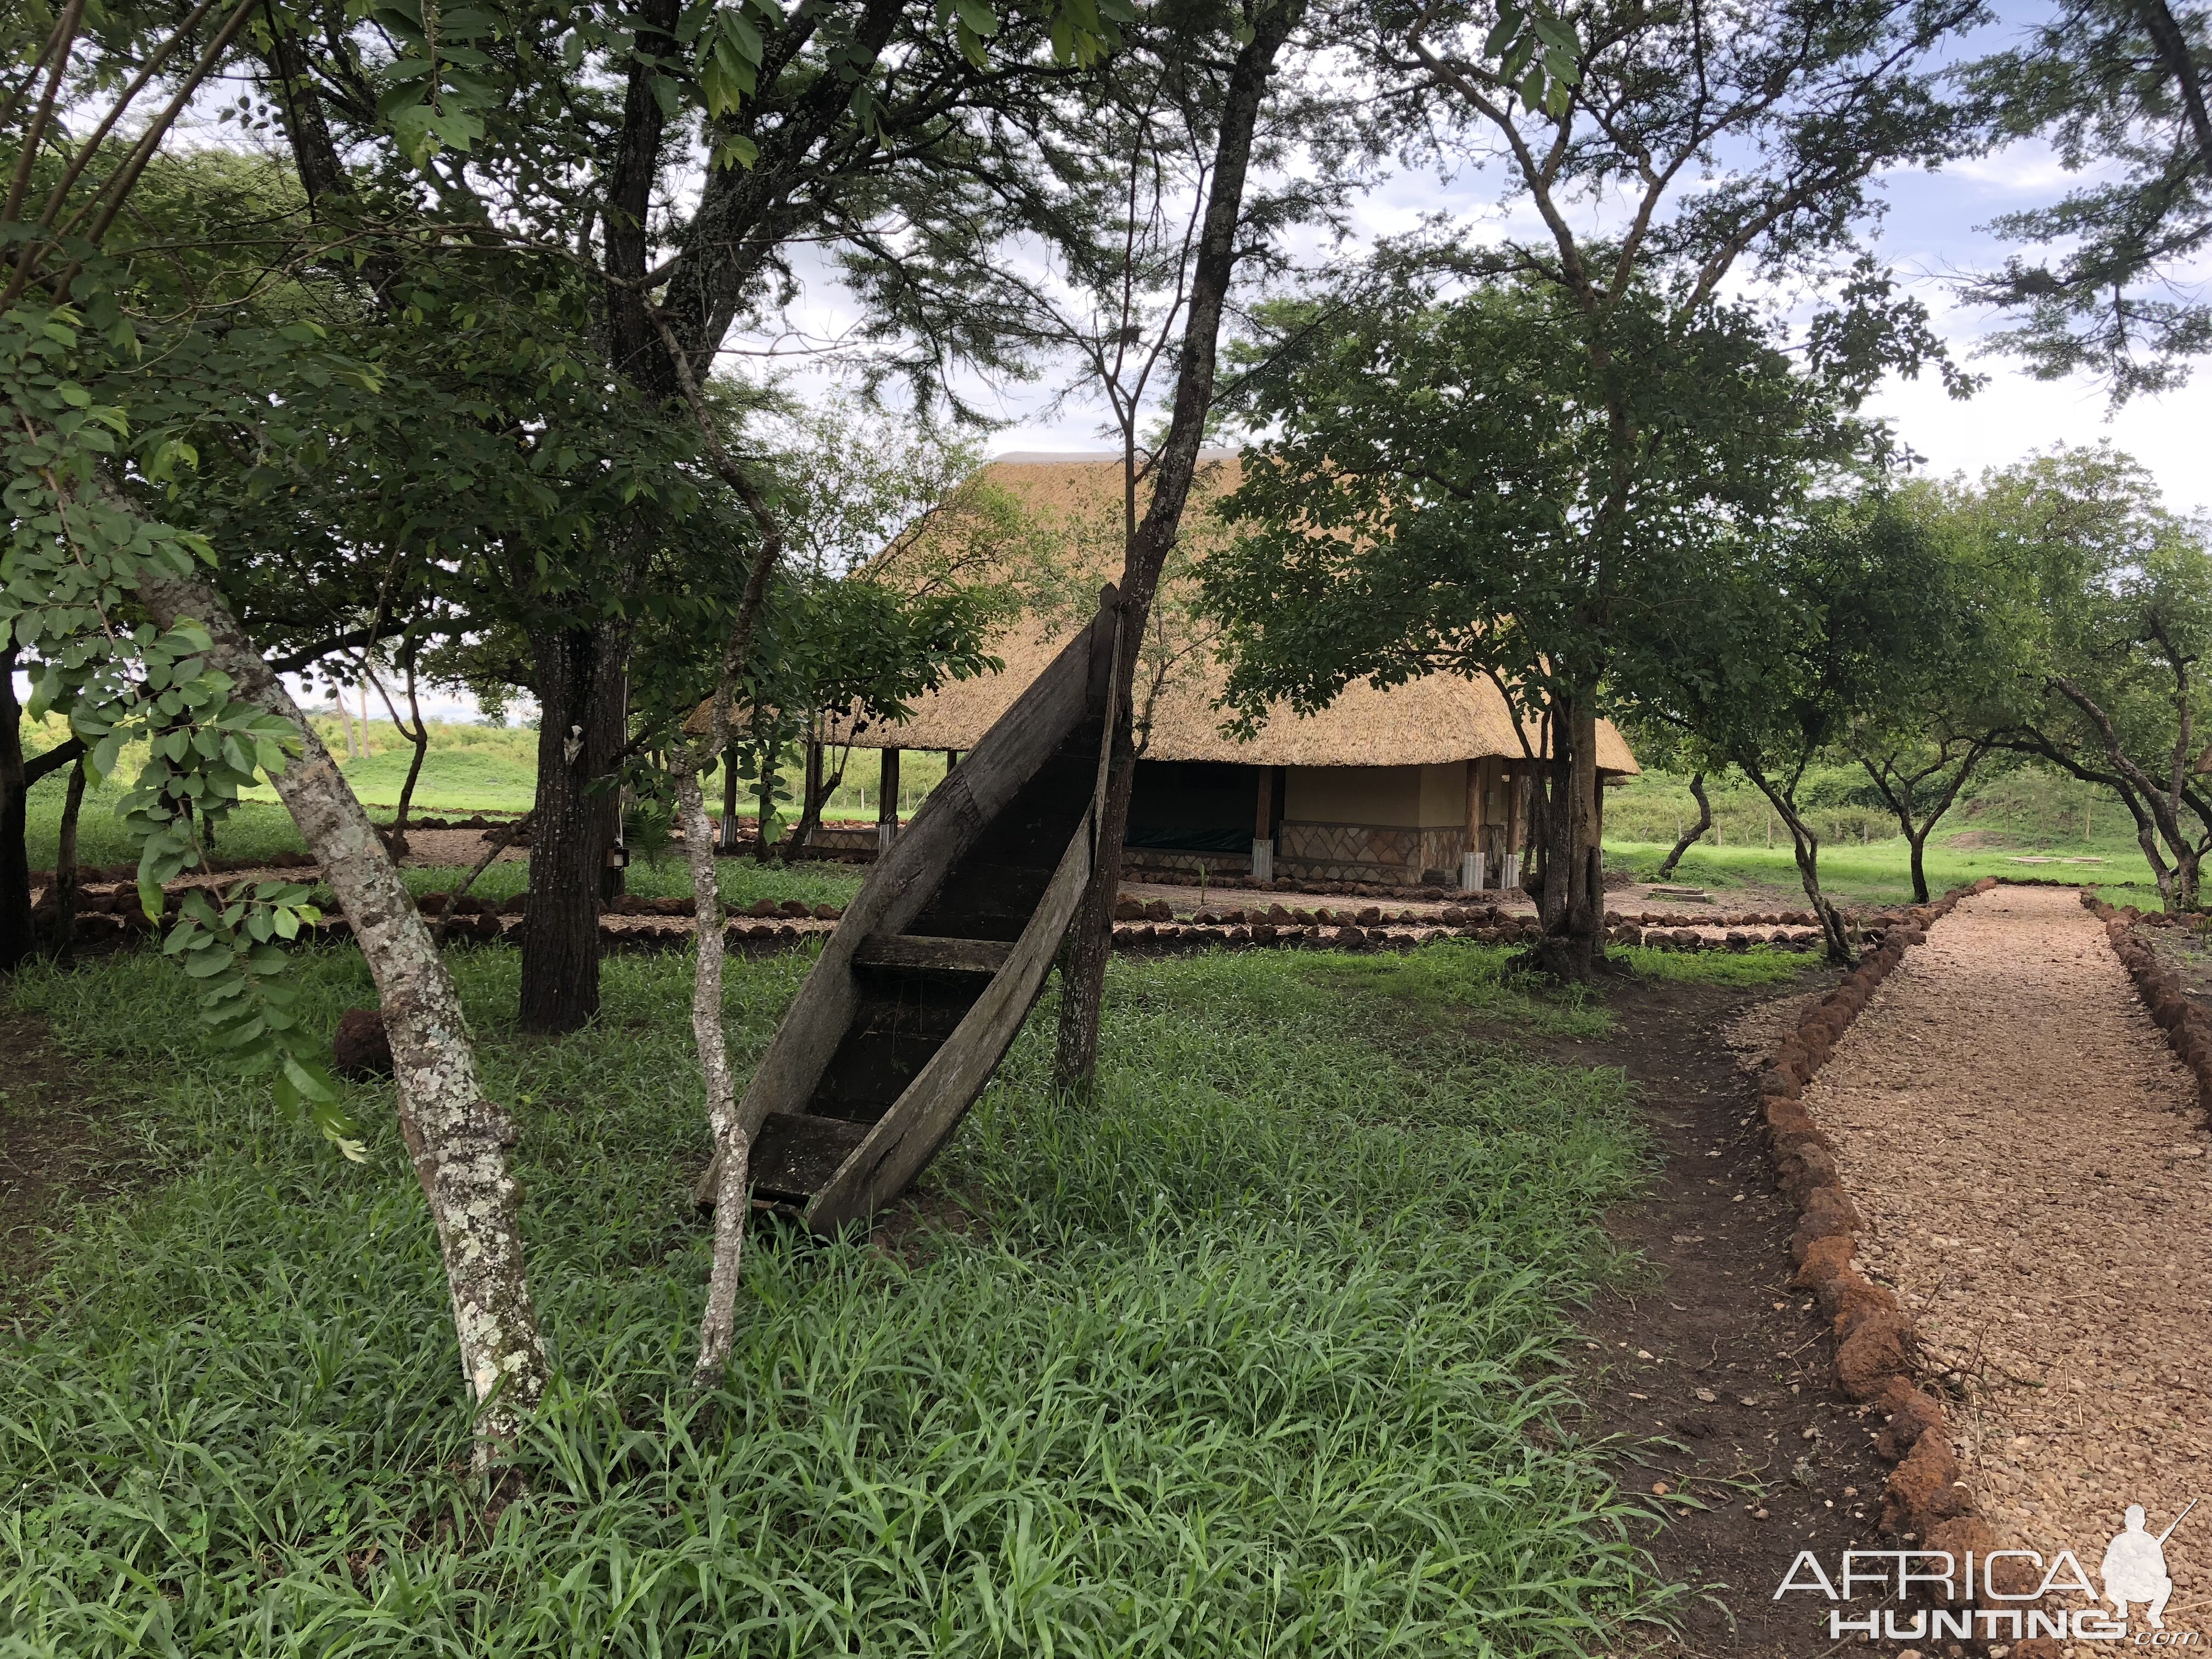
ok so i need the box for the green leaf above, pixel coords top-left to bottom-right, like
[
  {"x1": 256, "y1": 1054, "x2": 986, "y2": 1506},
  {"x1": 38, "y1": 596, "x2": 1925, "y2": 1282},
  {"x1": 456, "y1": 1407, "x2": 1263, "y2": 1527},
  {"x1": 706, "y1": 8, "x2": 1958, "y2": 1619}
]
[
  {"x1": 1530, "y1": 14, "x2": 1576, "y2": 52},
  {"x1": 281, "y1": 1053, "x2": 341, "y2": 1104}
]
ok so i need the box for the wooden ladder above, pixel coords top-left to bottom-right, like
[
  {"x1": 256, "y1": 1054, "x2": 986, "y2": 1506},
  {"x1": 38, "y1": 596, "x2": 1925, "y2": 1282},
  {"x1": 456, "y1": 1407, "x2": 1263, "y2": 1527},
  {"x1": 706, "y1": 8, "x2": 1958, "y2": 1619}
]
[{"x1": 710, "y1": 589, "x2": 1120, "y2": 1233}]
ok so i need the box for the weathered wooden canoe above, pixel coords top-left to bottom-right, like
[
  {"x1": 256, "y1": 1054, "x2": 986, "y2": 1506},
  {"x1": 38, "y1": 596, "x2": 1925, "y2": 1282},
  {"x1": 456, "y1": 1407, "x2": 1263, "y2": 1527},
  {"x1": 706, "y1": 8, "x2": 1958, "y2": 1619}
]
[{"x1": 710, "y1": 588, "x2": 1120, "y2": 1234}]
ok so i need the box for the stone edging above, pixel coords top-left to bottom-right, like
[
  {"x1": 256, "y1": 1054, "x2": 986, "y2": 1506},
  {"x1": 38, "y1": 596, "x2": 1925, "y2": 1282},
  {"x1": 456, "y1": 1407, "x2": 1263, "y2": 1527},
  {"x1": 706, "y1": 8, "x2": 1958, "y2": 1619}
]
[
  {"x1": 2080, "y1": 891, "x2": 2212, "y2": 1132},
  {"x1": 1756, "y1": 876, "x2": 2002, "y2": 1579}
]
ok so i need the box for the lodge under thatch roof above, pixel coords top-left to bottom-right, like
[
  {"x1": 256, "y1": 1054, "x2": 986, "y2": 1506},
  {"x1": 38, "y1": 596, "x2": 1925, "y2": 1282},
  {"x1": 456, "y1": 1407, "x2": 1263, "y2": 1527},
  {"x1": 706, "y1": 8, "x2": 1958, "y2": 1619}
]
[
  {"x1": 820, "y1": 454, "x2": 1638, "y2": 775},
  {"x1": 718, "y1": 453, "x2": 1637, "y2": 891}
]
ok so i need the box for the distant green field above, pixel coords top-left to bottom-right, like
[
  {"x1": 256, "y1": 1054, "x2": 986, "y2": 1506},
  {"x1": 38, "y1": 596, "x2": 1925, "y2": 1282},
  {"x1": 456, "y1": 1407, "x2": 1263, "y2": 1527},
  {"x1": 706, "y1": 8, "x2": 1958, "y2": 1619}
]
[
  {"x1": 21, "y1": 710, "x2": 2174, "y2": 911},
  {"x1": 241, "y1": 746, "x2": 538, "y2": 812},
  {"x1": 1603, "y1": 837, "x2": 2147, "y2": 908},
  {"x1": 1604, "y1": 761, "x2": 2158, "y2": 906}
]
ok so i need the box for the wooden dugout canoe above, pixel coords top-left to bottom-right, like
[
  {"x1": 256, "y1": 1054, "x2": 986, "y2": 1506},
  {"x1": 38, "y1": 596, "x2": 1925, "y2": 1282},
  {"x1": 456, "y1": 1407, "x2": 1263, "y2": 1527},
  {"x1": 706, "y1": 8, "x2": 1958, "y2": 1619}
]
[{"x1": 710, "y1": 587, "x2": 1119, "y2": 1233}]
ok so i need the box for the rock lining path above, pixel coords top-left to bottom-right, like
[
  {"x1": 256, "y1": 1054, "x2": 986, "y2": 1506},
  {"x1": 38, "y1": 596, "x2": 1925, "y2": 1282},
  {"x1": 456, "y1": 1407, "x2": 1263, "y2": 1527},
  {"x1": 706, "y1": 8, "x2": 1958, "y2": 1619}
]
[{"x1": 1803, "y1": 885, "x2": 2212, "y2": 1629}]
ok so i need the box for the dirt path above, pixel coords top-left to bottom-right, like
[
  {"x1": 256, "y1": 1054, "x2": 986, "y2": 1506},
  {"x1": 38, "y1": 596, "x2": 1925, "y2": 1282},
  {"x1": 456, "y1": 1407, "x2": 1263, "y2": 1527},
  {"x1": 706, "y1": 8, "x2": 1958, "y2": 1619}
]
[
  {"x1": 1807, "y1": 885, "x2": 2212, "y2": 1629},
  {"x1": 1563, "y1": 971, "x2": 1915, "y2": 1659}
]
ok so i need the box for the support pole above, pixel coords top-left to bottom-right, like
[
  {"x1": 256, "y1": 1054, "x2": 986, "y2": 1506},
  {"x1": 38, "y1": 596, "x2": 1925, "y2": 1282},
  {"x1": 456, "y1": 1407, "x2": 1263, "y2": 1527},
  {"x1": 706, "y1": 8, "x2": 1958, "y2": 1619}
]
[
  {"x1": 1503, "y1": 768, "x2": 1526, "y2": 892},
  {"x1": 878, "y1": 747, "x2": 901, "y2": 855},
  {"x1": 1250, "y1": 764, "x2": 1274, "y2": 882},
  {"x1": 1459, "y1": 758, "x2": 1484, "y2": 893}
]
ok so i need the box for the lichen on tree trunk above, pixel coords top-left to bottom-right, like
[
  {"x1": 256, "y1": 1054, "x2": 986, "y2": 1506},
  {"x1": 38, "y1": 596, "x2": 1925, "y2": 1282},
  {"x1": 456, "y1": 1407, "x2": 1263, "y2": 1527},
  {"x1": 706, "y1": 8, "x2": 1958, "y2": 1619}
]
[
  {"x1": 134, "y1": 567, "x2": 550, "y2": 1453},
  {"x1": 674, "y1": 766, "x2": 749, "y2": 1389}
]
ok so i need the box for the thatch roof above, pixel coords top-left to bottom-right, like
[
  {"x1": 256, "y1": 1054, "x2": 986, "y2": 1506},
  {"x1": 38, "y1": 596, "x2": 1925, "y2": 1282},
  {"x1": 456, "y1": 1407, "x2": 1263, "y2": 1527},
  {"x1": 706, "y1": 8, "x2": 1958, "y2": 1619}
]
[{"x1": 827, "y1": 455, "x2": 1639, "y2": 774}]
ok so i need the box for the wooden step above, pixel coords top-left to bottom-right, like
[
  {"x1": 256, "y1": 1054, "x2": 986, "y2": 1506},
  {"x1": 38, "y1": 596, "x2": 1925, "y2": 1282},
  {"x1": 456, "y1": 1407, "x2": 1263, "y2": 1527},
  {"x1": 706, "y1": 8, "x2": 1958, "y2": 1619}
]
[
  {"x1": 851, "y1": 933, "x2": 1015, "y2": 974},
  {"x1": 749, "y1": 1111, "x2": 876, "y2": 1202}
]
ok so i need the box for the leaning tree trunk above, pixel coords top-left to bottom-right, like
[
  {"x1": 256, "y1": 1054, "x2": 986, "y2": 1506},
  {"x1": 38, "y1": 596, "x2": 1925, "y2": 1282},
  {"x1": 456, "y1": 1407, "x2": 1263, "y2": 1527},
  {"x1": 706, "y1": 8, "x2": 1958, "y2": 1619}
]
[
  {"x1": 136, "y1": 567, "x2": 550, "y2": 1451},
  {"x1": 520, "y1": 620, "x2": 627, "y2": 1033},
  {"x1": 1776, "y1": 805, "x2": 1852, "y2": 964},
  {"x1": 1656, "y1": 771, "x2": 1711, "y2": 881},
  {"x1": 1051, "y1": 2, "x2": 1300, "y2": 1093}
]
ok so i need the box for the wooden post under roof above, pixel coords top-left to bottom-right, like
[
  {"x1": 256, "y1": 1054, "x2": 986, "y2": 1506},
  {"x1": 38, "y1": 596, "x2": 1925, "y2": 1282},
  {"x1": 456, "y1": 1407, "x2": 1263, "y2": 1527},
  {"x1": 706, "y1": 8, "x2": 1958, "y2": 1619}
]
[
  {"x1": 878, "y1": 747, "x2": 901, "y2": 854},
  {"x1": 1251, "y1": 765, "x2": 1275, "y2": 882},
  {"x1": 803, "y1": 738, "x2": 825, "y2": 846},
  {"x1": 1460, "y1": 759, "x2": 1483, "y2": 891}
]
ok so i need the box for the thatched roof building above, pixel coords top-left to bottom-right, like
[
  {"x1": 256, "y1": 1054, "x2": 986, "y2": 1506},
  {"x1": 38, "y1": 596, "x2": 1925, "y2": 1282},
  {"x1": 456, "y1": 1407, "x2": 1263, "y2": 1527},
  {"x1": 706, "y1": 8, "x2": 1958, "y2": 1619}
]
[{"x1": 819, "y1": 454, "x2": 1638, "y2": 891}]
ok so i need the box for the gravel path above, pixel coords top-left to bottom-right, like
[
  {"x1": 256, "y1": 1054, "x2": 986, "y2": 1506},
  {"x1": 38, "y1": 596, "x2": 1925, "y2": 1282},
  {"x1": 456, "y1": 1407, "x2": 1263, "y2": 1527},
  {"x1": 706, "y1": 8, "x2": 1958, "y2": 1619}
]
[{"x1": 1804, "y1": 885, "x2": 2212, "y2": 1626}]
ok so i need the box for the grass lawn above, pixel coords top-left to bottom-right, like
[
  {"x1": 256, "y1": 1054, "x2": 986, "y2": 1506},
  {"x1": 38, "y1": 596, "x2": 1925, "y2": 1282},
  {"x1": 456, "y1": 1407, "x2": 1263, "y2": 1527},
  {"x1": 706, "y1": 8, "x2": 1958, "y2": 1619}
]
[
  {"x1": 0, "y1": 936, "x2": 1807, "y2": 1656},
  {"x1": 21, "y1": 789, "x2": 868, "y2": 912},
  {"x1": 1604, "y1": 834, "x2": 2157, "y2": 908},
  {"x1": 242, "y1": 744, "x2": 541, "y2": 813}
]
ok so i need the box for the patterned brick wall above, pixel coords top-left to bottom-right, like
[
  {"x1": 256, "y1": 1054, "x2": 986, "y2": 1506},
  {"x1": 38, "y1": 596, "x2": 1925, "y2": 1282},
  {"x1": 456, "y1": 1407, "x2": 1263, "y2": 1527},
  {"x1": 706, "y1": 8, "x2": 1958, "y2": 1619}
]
[{"x1": 1278, "y1": 822, "x2": 1472, "y2": 887}]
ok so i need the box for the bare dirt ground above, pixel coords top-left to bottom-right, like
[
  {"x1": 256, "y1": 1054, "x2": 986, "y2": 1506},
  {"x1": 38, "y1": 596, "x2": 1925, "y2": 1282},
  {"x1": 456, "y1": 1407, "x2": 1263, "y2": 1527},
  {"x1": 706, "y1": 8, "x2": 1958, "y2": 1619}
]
[
  {"x1": 1804, "y1": 885, "x2": 2212, "y2": 1632},
  {"x1": 395, "y1": 827, "x2": 528, "y2": 867},
  {"x1": 0, "y1": 1012, "x2": 119, "y2": 1317},
  {"x1": 1562, "y1": 969, "x2": 1928, "y2": 1659}
]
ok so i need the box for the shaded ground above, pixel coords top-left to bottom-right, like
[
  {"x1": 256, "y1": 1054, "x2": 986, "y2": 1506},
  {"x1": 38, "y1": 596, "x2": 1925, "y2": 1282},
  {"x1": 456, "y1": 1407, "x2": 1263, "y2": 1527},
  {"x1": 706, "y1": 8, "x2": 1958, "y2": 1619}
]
[
  {"x1": 1812, "y1": 887, "x2": 2212, "y2": 1634},
  {"x1": 1559, "y1": 969, "x2": 1927, "y2": 1658},
  {"x1": 0, "y1": 1012, "x2": 113, "y2": 1316}
]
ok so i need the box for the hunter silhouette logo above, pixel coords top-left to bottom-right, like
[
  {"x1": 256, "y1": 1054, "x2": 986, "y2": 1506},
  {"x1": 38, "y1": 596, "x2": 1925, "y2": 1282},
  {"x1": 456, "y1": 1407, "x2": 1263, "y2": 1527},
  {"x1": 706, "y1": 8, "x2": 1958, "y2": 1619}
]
[
  {"x1": 2103, "y1": 1500, "x2": 2195, "y2": 1631},
  {"x1": 1775, "y1": 1496, "x2": 2205, "y2": 1644}
]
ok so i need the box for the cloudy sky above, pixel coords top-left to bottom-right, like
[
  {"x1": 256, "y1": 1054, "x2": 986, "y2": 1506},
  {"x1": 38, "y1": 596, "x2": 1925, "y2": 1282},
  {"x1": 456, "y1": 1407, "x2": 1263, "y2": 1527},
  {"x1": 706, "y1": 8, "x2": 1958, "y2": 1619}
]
[{"x1": 941, "y1": 7, "x2": 2212, "y2": 516}]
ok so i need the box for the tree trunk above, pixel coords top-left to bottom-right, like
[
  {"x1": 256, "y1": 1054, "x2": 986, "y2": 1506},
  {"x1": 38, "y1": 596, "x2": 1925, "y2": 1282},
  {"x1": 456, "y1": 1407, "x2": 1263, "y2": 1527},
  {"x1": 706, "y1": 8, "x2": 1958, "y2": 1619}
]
[
  {"x1": 753, "y1": 747, "x2": 777, "y2": 863},
  {"x1": 720, "y1": 742, "x2": 741, "y2": 852},
  {"x1": 782, "y1": 733, "x2": 831, "y2": 856},
  {"x1": 1793, "y1": 831, "x2": 1853, "y2": 964},
  {"x1": 390, "y1": 666, "x2": 430, "y2": 859},
  {"x1": 1528, "y1": 693, "x2": 1602, "y2": 979},
  {"x1": 134, "y1": 566, "x2": 549, "y2": 1452},
  {"x1": 520, "y1": 620, "x2": 626, "y2": 1033},
  {"x1": 46, "y1": 757, "x2": 84, "y2": 956},
  {"x1": 2174, "y1": 849, "x2": 2203, "y2": 913},
  {"x1": 1051, "y1": 3, "x2": 1300, "y2": 1093},
  {"x1": 1656, "y1": 771, "x2": 1711, "y2": 880},
  {"x1": 675, "y1": 765, "x2": 749, "y2": 1389},
  {"x1": 1908, "y1": 830, "x2": 1930, "y2": 905},
  {"x1": 0, "y1": 641, "x2": 32, "y2": 974},
  {"x1": 1754, "y1": 781, "x2": 1852, "y2": 964}
]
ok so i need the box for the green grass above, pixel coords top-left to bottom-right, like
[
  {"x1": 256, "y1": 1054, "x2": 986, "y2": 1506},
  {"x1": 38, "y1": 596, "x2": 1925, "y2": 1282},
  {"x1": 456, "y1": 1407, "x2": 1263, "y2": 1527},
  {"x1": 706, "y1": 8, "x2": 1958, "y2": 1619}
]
[
  {"x1": 0, "y1": 938, "x2": 1720, "y2": 1657},
  {"x1": 1605, "y1": 943, "x2": 1814, "y2": 985},
  {"x1": 1606, "y1": 763, "x2": 2162, "y2": 907},
  {"x1": 1604, "y1": 836, "x2": 2154, "y2": 908},
  {"x1": 243, "y1": 744, "x2": 541, "y2": 812}
]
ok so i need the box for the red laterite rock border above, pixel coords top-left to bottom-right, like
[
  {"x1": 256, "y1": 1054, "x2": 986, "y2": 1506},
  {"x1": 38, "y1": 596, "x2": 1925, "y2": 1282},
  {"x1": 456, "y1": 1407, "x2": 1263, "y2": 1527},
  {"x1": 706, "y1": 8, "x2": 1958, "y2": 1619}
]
[
  {"x1": 2080, "y1": 889, "x2": 2212, "y2": 1127},
  {"x1": 1757, "y1": 874, "x2": 2006, "y2": 1582}
]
